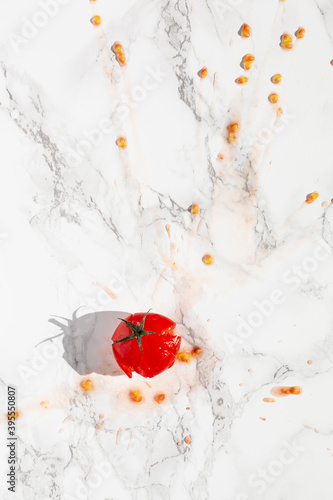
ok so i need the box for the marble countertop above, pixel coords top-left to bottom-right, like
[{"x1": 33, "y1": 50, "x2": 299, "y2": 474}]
[{"x1": 1, "y1": 0, "x2": 333, "y2": 499}]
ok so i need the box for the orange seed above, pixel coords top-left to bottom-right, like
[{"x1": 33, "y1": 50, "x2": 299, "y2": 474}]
[
  {"x1": 117, "y1": 54, "x2": 127, "y2": 67},
  {"x1": 297, "y1": 27, "x2": 306, "y2": 39},
  {"x1": 116, "y1": 136, "x2": 127, "y2": 149},
  {"x1": 227, "y1": 134, "x2": 237, "y2": 143},
  {"x1": 281, "y1": 386, "x2": 302, "y2": 395},
  {"x1": 199, "y1": 67, "x2": 208, "y2": 79},
  {"x1": 81, "y1": 379, "x2": 94, "y2": 391},
  {"x1": 176, "y1": 352, "x2": 191, "y2": 363},
  {"x1": 191, "y1": 347, "x2": 202, "y2": 357},
  {"x1": 113, "y1": 42, "x2": 124, "y2": 54},
  {"x1": 228, "y1": 123, "x2": 239, "y2": 134},
  {"x1": 154, "y1": 394, "x2": 166, "y2": 404},
  {"x1": 244, "y1": 54, "x2": 255, "y2": 71},
  {"x1": 281, "y1": 33, "x2": 293, "y2": 49},
  {"x1": 130, "y1": 390, "x2": 142, "y2": 402},
  {"x1": 271, "y1": 73, "x2": 282, "y2": 84},
  {"x1": 91, "y1": 16, "x2": 102, "y2": 27},
  {"x1": 227, "y1": 123, "x2": 239, "y2": 143},
  {"x1": 268, "y1": 93, "x2": 279, "y2": 104},
  {"x1": 290, "y1": 386, "x2": 302, "y2": 395},
  {"x1": 190, "y1": 203, "x2": 199, "y2": 215},
  {"x1": 241, "y1": 23, "x2": 251, "y2": 38},
  {"x1": 236, "y1": 76, "x2": 248, "y2": 85},
  {"x1": 202, "y1": 254, "x2": 214, "y2": 265},
  {"x1": 305, "y1": 192, "x2": 319, "y2": 204}
]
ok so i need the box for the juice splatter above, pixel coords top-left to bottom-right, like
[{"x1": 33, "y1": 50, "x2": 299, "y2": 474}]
[
  {"x1": 116, "y1": 428, "x2": 122, "y2": 444},
  {"x1": 93, "y1": 282, "x2": 117, "y2": 300},
  {"x1": 270, "y1": 386, "x2": 302, "y2": 397}
]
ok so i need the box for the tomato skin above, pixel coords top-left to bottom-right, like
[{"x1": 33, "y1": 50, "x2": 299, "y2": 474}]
[{"x1": 112, "y1": 312, "x2": 181, "y2": 378}]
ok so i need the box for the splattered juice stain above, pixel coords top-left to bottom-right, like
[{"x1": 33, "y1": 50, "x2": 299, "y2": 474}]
[{"x1": 270, "y1": 386, "x2": 302, "y2": 397}]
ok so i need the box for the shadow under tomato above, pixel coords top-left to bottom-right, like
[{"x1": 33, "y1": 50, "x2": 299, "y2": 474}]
[{"x1": 48, "y1": 310, "x2": 130, "y2": 376}]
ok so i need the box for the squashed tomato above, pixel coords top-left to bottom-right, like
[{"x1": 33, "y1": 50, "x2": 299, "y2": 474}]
[{"x1": 112, "y1": 311, "x2": 181, "y2": 378}]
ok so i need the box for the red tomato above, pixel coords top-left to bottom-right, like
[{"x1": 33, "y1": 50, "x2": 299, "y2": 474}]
[{"x1": 112, "y1": 311, "x2": 181, "y2": 378}]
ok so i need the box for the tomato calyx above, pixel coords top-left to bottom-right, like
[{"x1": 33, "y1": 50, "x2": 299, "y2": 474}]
[{"x1": 112, "y1": 309, "x2": 161, "y2": 353}]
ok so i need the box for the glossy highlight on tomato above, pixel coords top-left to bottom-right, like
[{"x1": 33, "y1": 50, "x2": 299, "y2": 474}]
[{"x1": 112, "y1": 311, "x2": 181, "y2": 378}]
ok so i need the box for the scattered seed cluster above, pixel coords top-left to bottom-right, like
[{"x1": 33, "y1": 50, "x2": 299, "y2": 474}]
[{"x1": 112, "y1": 41, "x2": 127, "y2": 67}]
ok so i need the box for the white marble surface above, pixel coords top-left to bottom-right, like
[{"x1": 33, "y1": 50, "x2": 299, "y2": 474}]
[{"x1": 1, "y1": 0, "x2": 333, "y2": 498}]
